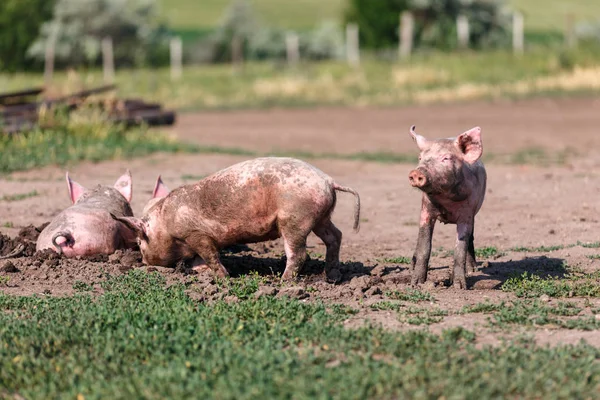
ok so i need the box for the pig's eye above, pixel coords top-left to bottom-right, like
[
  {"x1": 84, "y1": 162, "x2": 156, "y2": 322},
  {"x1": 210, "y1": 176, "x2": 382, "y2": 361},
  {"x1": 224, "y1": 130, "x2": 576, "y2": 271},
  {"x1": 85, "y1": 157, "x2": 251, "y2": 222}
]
[
  {"x1": 441, "y1": 155, "x2": 452, "y2": 162},
  {"x1": 418, "y1": 156, "x2": 422, "y2": 161}
]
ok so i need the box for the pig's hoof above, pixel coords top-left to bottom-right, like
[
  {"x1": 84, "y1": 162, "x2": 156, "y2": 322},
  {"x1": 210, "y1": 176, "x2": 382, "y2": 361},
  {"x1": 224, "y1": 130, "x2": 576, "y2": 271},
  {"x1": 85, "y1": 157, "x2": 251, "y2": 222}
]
[
  {"x1": 324, "y1": 268, "x2": 342, "y2": 284},
  {"x1": 281, "y1": 271, "x2": 299, "y2": 281},
  {"x1": 451, "y1": 279, "x2": 468, "y2": 290}
]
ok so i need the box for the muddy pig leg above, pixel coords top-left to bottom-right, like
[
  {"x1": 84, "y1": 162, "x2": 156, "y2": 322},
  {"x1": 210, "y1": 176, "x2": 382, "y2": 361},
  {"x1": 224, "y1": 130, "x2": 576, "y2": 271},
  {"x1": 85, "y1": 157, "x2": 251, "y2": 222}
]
[
  {"x1": 411, "y1": 203, "x2": 436, "y2": 286},
  {"x1": 312, "y1": 219, "x2": 342, "y2": 283},
  {"x1": 187, "y1": 233, "x2": 229, "y2": 278},
  {"x1": 466, "y1": 232, "x2": 477, "y2": 274},
  {"x1": 451, "y1": 221, "x2": 473, "y2": 289}
]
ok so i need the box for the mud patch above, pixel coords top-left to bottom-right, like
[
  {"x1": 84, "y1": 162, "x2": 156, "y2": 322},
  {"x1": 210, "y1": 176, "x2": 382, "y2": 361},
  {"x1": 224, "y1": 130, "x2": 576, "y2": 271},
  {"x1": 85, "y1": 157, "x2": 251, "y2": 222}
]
[{"x1": 0, "y1": 223, "x2": 48, "y2": 258}]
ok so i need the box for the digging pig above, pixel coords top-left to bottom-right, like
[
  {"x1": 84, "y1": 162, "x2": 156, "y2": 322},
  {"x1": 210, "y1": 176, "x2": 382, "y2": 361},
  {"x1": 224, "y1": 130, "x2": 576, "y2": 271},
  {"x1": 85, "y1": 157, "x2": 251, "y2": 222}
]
[
  {"x1": 114, "y1": 157, "x2": 361, "y2": 281},
  {"x1": 407, "y1": 125, "x2": 487, "y2": 289},
  {"x1": 36, "y1": 170, "x2": 138, "y2": 257}
]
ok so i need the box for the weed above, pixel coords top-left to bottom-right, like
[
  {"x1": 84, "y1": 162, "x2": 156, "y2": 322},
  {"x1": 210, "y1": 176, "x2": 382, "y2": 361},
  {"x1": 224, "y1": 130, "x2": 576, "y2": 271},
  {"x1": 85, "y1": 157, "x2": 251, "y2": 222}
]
[
  {"x1": 370, "y1": 301, "x2": 403, "y2": 311},
  {"x1": 510, "y1": 245, "x2": 564, "y2": 252},
  {"x1": 475, "y1": 246, "x2": 504, "y2": 258},
  {"x1": 0, "y1": 276, "x2": 9, "y2": 286},
  {"x1": 2, "y1": 222, "x2": 13, "y2": 228},
  {"x1": 462, "y1": 301, "x2": 504, "y2": 314},
  {"x1": 72, "y1": 281, "x2": 94, "y2": 292},
  {"x1": 0, "y1": 190, "x2": 39, "y2": 202},
  {"x1": 386, "y1": 288, "x2": 435, "y2": 303},
  {"x1": 579, "y1": 241, "x2": 600, "y2": 249},
  {"x1": 400, "y1": 306, "x2": 448, "y2": 325},
  {"x1": 382, "y1": 256, "x2": 411, "y2": 265},
  {"x1": 216, "y1": 272, "x2": 266, "y2": 300},
  {"x1": 587, "y1": 255, "x2": 600, "y2": 260},
  {"x1": 502, "y1": 271, "x2": 600, "y2": 298}
]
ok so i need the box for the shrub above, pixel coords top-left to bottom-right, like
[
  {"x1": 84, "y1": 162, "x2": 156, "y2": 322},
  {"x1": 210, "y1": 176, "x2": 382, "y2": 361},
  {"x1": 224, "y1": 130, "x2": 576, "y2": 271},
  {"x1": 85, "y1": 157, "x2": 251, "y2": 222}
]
[
  {"x1": 344, "y1": 0, "x2": 511, "y2": 51},
  {"x1": 0, "y1": 0, "x2": 56, "y2": 72},
  {"x1": 27, "y1": 0, "x2": 170, "y2": 68}
]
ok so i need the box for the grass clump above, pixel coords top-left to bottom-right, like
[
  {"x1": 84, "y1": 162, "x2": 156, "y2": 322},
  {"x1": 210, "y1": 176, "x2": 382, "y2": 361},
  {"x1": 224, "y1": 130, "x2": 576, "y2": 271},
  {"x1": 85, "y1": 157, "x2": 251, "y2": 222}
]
[
  {"x1": 0, "y1": 190, "x2": 39, "y2": 202},
  {"x1": 386, "y1": 288, "x2": 435, "y2": 303},
  {"x1": 370, "y1": 301, "x2": 403, "y2": 311},
  {"x1": 502, "y1": 271, "x2": 600, "y2": 298},
  {"x1": 1, "y1": 270, "x2": 600, "y2": 397},
  {"x1": 0, "y1": 109, "x2": 196, "y2": 174},
  {"x1": 382, "y1": 256, "x2": 411, "y2": 265},
  {"x1": 475, "y1": 246, "x2": 504, "y2": 259}
]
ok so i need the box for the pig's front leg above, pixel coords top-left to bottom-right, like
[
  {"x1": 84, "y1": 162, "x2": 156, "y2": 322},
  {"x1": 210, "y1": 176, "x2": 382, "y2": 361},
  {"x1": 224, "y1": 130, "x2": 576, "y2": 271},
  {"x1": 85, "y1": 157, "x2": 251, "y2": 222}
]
[
  {"x1": 451, "y1": 221, "x2": 473, "y2": 289},
  {"x1": 466, "y1": 232, "x2": 477, "y2": 274},
  {"x1": 187, "y1": 233, "x2": 229, "y2": 278},
  {"x1": 411, "y1": 203, "x2": 436, "y2": 286}
]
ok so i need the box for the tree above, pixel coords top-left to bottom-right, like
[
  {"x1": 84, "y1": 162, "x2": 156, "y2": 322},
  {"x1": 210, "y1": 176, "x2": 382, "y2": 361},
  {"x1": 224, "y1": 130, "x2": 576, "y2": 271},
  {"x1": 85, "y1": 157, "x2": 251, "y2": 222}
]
[
  {"x1": 344, "y1": 0, "x2": 410, "y2": 49},
  {"x1": 27, "y1": 0, "x2": 169, "y2": 68},
  {"x1": 344, "y1": 0, "x2": 510, "y2": 51},
  {"x1": 0, "y1": 0, "x2": 56, "y2": 72}
]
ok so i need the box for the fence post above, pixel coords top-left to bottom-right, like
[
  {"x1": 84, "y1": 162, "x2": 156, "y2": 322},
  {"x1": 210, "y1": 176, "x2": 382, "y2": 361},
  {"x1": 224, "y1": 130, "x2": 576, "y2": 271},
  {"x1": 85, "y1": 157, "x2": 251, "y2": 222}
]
[
  {"x1": 170, "y1": 37, "x2": 183, "y2": 81},
  {"x1": 231, "y1": 34, "x2": 243, "y2": 69},
  {"x1": 565, "y1": 13, "x2": 577, "y2": 48},
  {"x1": 512, "y1": 12, "x2": 524, "y2": 54},
  {"x1": 399, "y1": 11, "x2": 414, "y2": 59},
  {"x1": 346, "y1": 23, "x2": 360, "y2": 67},
  {"x1": 44, "y1": 25, "x2": 59, "y2": 85},
  {"x1": 169, "y1": 36, "x2": 183, "y2": 81},
  {"x1": 286, "y1": 32, "x2": 300, "y2": 67},
  {"x1": 102, "y1": 37, "x2": 115, "y2": 84},
  {"x1": 456, "y1": 15, "x2": 469, "y2": 49}
]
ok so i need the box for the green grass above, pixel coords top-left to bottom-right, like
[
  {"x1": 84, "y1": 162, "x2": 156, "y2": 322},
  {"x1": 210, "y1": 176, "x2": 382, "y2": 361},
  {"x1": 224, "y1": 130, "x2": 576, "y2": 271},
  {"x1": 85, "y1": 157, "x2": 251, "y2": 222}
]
[
  {"x1": 370, "y1": 301, "x2": 403, "y2": 311},
  {"x1": 501, "y1": 271, "x2": 600, "y2": 298},
  {"x1": 382, "y1": 256, "x2": 411, "y2": 265},
  {"x1": 2, "y1": 222, "x2": 13, "y2": 228},
  {"x1": 159, "y1": 0, "x2": 345, "y2": 31},
  {"x1": 0, "y1": 190, "x2": 39, "y2": 202},
  {"x1": 0, "y1": 110, "x2": 197, "y2": 174},
  {"x1": 509, "y1": 0, "x2": 600, "y2": 31},
  {"x1": 510, "y1": 244, "x2": 565, "y2": 252},
  {"x1": 3, "y1": 45, "x2": 600, "y2": 112},
  {"x1": 475, "y1": 246, "x2": 504, "y2": 259},
  {"x1": 3, "y1": 270, "x2": 600, "y2": 397},
  {"x1": 160, "y1": 0, "x2": 600, "y2": 34},
  {"x1": 386, "y1": 288, "x2": 435, "y2": 303}
]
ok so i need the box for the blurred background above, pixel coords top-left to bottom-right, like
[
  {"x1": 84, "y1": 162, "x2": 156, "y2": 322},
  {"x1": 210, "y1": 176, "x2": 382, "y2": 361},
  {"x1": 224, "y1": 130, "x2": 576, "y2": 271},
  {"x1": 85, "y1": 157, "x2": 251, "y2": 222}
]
[{"x1": 1, "y1": 0, "x2": 600, "y2": 109}]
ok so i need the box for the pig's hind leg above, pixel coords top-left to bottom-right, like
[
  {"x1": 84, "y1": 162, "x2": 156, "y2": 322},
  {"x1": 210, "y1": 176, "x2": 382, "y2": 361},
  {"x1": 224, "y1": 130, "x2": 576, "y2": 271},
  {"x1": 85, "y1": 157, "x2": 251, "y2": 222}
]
[
  {"x1": 280, "y1": 221, "x2": 314, "y2": 281},
  {"x1": 312, "y1": 219, "x2": 342, "y2": 282}
]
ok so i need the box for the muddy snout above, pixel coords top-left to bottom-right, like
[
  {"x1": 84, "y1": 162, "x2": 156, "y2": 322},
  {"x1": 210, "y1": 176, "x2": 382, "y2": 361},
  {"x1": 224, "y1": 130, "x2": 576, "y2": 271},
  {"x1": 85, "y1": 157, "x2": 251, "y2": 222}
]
[{"x1": 408, "y1": 169, "x2": 428, "y2": 189}]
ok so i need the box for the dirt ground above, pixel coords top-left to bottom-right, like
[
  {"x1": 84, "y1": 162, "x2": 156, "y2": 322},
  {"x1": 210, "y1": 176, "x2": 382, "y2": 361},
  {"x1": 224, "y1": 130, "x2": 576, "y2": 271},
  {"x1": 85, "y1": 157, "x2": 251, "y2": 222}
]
[{"x1": 1, "y1": 96, "x2": 600, "y2": 346}]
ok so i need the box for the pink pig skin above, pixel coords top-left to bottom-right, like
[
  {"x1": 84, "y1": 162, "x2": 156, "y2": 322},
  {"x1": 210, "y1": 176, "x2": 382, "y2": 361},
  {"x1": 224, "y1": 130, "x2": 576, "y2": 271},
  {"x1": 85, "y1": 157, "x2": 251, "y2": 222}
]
[
  {"x1": 36, "y1": 171, "x2": 137, "y2": 257},
  {"x1": 407, "y1": 126, "x2": 487, "y2": 289},
  {"x1": 115, "y1": 157, "x2": 361, "y2": 282}
]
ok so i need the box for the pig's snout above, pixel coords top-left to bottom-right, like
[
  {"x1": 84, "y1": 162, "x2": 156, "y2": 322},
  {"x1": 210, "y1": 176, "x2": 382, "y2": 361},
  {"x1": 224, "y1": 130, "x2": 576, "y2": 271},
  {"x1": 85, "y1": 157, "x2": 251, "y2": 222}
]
[{"x1": 408, "y1": 169, "x2": 428, "y2": 188}]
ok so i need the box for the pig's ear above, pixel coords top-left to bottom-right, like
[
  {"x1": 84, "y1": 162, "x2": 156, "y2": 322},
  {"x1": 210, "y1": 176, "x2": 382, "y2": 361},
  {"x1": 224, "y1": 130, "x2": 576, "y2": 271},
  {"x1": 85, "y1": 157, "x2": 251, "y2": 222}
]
[
  {"x1": 409, "y1": 125, "x2": 428, "y2": 150},
  {"x1": 111, "y1": 214, "x2": 146, "y2": 238},
  {"x1": 455, "y1": 127, "x2": 483, "y2": 164},
  {"x1": 114, "y1": 169, "x2": 133, "y2": 202},
  {"x1": 152, "y1": 175, "x2": 170, "y2": 199},
  {"x1": 66, "y1": 172, "x2": 86, "y2": 204}
]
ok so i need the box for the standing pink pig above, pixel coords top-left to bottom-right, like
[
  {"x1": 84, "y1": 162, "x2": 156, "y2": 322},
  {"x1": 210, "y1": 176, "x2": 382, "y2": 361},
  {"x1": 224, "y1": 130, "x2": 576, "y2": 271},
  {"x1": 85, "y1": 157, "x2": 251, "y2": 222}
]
[
  {"x1": 114, "y1": 157, "x2": 360, "y2": 281},
  {"x1": 407, "y1": 125, "x2": 486, "y2": 289},
  {"x1": 36, "y1": 171, "x2": 137, "y2": 256}
]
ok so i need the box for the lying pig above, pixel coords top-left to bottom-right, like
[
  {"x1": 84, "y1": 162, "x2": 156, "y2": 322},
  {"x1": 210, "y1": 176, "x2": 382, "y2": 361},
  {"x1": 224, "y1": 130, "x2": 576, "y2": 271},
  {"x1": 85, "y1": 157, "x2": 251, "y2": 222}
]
[
  {"x1": 113, "y1": 157, "x2": 361, "y2": 281},
  {"x1": 407, "y1": 125, "x2": 486, "y2": 289},
  {"x1": 36, "y1": 170, "x2": 137, "y2": 256}
]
